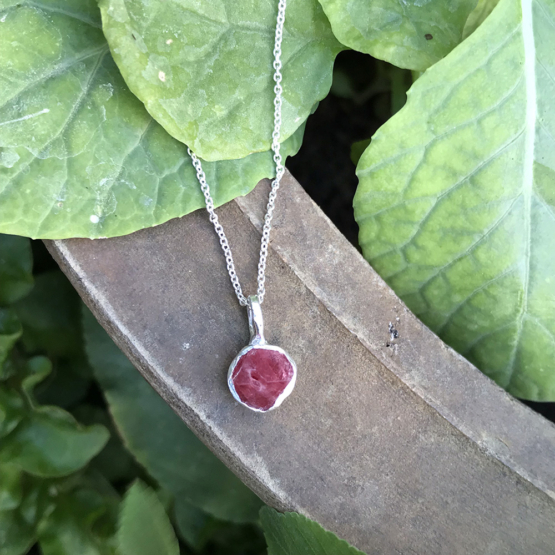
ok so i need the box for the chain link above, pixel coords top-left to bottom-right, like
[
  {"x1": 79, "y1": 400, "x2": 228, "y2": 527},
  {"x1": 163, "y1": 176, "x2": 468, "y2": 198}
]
[{"x1": 188, "y1": 0, "x2": 287, "y2": 306}]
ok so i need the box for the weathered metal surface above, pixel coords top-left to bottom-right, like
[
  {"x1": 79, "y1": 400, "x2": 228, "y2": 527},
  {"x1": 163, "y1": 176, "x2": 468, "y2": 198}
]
[{"x1": 46, "y1": 171, "x2": 555, "y2": 554}]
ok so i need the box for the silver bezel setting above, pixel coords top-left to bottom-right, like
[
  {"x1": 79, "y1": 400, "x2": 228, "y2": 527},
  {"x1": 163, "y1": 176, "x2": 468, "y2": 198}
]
[{"x1": 227, "y1": 344, "x2": 297, "y2": 413}]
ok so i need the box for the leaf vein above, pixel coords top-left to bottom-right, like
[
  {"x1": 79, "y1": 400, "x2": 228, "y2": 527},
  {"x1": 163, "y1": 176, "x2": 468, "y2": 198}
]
[
  {"x1": 462, "y1": 322, "x2": 516, "y2": 356},
  {"x1": 436, "y1": 265, "x2": 520, "y2": 335},
  {"x1": 19, "y1": 1, "x2": 101, "y2": 28},
  {"x1": 0, "y1": 45, "x2": 109, "y2": 112},
  {"x1": 534, "y1": 0, "x2": 555, "y2": 33},
  {"x1": 31, "y1": 52, "x2": 109, "y2": 235},
  {"x1": 367, "y1": 129, "x2": 524, "y2": 259},
  {"x1": 359, "y1": 41, "x2": 522, "y2": 179}
]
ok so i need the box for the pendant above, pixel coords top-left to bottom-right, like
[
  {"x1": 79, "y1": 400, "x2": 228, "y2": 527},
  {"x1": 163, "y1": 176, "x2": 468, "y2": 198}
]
[{"x1": 228, "y1": 296, "x2": 297, "y2": 412}]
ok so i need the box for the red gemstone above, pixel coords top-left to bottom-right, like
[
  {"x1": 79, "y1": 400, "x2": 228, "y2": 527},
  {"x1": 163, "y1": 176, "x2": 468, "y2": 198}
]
[{"x1": 230, "y1": 347, "x2": 295, "y2": 411}]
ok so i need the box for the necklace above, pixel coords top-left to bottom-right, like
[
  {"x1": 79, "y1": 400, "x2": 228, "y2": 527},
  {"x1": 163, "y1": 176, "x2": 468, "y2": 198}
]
[{"x1": 188, "y1": 0, "x2": 296, "y2": 413}]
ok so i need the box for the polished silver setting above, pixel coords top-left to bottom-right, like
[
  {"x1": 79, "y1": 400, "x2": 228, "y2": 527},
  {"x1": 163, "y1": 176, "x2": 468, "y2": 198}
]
[{"x1": 227, "y1": 296, "x2": 297, "y2": 412}]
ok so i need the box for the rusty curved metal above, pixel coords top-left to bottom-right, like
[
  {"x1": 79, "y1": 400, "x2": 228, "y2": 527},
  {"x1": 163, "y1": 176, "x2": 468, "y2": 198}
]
[{"x1": 47, "y1": 171, "x2": 555, "y2": 554}]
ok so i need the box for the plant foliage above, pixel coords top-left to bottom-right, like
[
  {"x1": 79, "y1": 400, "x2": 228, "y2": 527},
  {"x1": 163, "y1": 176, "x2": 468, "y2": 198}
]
[
  {"x1": 0, "y1": 235, "x2": 364, "y2": 553},
  {"x1": 317, "y1": 0, "x2": 479, "y2": 71},
  {"x1": 354, "y1": 0, "x2": 555, "y2": 400},
  {"x1": 117, "y1": 482, "x2": 179, "y2": 555},
  {"x1": 99, "y1": 0, "x2": 343, "y2": 161},
  {"x1": 261, "y1": 507, "x2": 366, "y2": 555},
  {"x1": 0, "y1": 0, "x2": 304, "y2": 239}
]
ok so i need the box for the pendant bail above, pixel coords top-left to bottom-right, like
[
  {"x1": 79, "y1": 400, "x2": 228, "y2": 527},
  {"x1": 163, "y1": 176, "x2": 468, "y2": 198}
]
[{"x1": 247, "y1": 295, "x2": 266, "y2": 346}]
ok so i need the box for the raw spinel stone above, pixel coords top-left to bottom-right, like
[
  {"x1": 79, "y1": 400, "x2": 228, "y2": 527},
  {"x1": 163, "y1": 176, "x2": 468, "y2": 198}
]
[{"x1": 230, "y1": 347, "x2": 295, "y2": 411}]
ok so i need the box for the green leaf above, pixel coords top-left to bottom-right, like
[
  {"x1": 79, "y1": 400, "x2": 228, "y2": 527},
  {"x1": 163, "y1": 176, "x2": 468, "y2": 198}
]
[
  {"x1": 0, "y1": 308, "x2": 22, "y2": 366},
  {"x1": 260, "y1": 507, "x2": 365, "y2": 555},
  {"x1": 20, "y1": 356, "x2": 54, "y2": 403},
  {"x1": 83, "y1": 308, "x2": 263, "y2": 523},
  {"x1": 463, "y1": 0, "x2": 501, "y2": 38},
  {"x1": 0, "y1": 356, "x2": 51, "y2": 438},
  {"x1": 172, "y1": 498, "x2": 216, "y2": 552},
  {"x1": 0, "y1": 477, "x2": 48, "y2": 555},
  {"x1": 0, "y1": 465, "x2": 22, "y2": 511},
  {"x1": 0, "y1": 235, "x2": 33, "y2": 305},
  {"x1": 72, "y1": 404, "x2": 137, "y2": 484},
  {"x1": 317, "y1": 0, "x2": 478, "y2": 71},
  {"x1": 99, "y1": 0, "x2": 342, "y2": 161},
  {"x1": 350, "y1": 139, "x2": 371, "y2": 166},
  {"x1": 117, "y1": 482, "x2": 178, "y2": 555},
  {"x1": 0, "y1": 508, "x2": 36, "y2": 555},
  {"x1": 38, "y1": 487, "x2": 118, "y2": 555},
  {"x1": 14, "y1": 271, "x2": 82, "y2": 358},
  {"x1": 0, "y1": 0, "x2": 304, "y2": 239},
  {"x1": 354, "y1": 0, "x2": 555, "y2": 400},
  {"x1": 0, "y1": 406, "x2": 109, "y2": 477},
  {"x1": 6, "y1": 264, "x2": 92, "y2": 404},
  {"x1": 34, "y1": 357, "x2": 92, "y2": 410},
  {"x1": 0, "y1": 386, "x2": 24, "y2": 438}
]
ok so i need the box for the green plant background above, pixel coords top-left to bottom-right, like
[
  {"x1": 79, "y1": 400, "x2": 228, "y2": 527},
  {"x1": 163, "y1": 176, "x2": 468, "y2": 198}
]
[{"x1": 0, "y1": 235, "x2": 363, "y2": 554}]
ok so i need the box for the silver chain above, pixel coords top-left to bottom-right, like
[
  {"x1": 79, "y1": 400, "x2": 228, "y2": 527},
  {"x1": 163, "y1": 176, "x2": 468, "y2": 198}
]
[{"x1": 188, "y1": 0, "x2": 286, "y2": 307}]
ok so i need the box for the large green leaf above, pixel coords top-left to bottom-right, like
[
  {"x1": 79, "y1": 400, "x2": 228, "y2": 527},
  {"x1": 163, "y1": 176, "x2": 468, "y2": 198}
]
[
  {"x1": 83, "y1": 308, "x2": 263, "y2": 523},
  {"x1": 0, "y1": 0, "x2": 304, "y2": 239},
  {"x1": 99, "y1": 0, "x2": 342, "y2": 161},
  {"x1": 354, "y1": 0, "x2": 555, "y2": 400},
  {"x1": 0, "y1": 235, "x2": 33, "y2": 306},
  {"x1": 260, "y1": 508, "x2": 365, "y2": 555},
  {"x1": 317, "y1": 0, "x2": 478, "y2": 71},
  {"x1": 117, "y1": 482, "x2": 178, "y2": 555}
]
